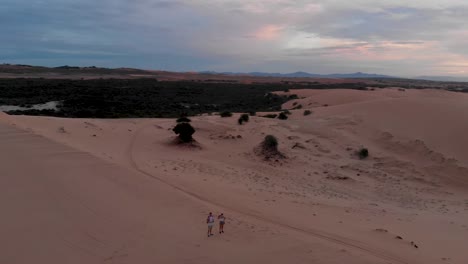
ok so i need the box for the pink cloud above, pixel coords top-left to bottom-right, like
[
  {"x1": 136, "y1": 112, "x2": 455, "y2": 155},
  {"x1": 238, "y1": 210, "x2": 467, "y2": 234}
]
[{"x1": 253, "y1": 25, "x2": 283, "y2": 40}]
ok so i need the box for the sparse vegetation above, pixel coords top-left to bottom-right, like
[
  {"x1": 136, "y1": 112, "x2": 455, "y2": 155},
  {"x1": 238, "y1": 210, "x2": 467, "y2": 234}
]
[
  {"x1": 249, "y1": 111, "x2": 256, "y2": 116},
  {"x1": 172, "y1": 122, "x2": 195, "y2": 143},
  {"x1": 238, "y1": 118, "x2": 244, "y2": 125},
  {"x1": 220, "y1": 111, "x2": 233, "y2": 117},
  {"x1": 282, "y1": 110, "x2": 291, "y2": 115},
  {"x1": 358, "y1": 148, "x2": 369, "y2": 159},
  {"x1": 304, "y1": 110, "x2": 312, "y2": 116},
  {"x1": 256, "y1": 135, "x2": 285, "y2": 160},
  {"x1": 263, "y1": 135, "x2": 278, "y2": 149},
  {"x1": 292, "y1": 104, "x2": 303, "y2": 110},
  {"x1": 262, "y1": 114, "x2": 278, "y2": 119},
  {"x1": 240, "y1": 113, "x2": 249, "y2": 122},
  {"x1": 278, "y1": 112, "x2": 288, "y2": 120}
]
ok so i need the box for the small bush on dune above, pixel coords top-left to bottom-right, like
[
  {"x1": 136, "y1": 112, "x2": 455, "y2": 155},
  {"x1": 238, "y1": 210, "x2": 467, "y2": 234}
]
[
  {"x1": 278, "y1": 112, "x2": 288, "y2": 120},
  {"x1": 304, "y1": 110, "x2": 312, "y2": 116},
  {"x1": 282, "y1": 110, "x2": 291, "y2": 115},
  {"x1": 173, "y1": 122, "x2": 195, "y2": 143},
  {"x1": 220, "y1": 111, "x2": 233, "y2": 117},
  {"x1": 292, "y1": 104, "x2": 303, "y2": 110},
  {"x1": 256, "y1": 135, "x2": 285, "y2": 160},
  {"x1": 238, "y1": 118, "x2": 244, "y2": 125},
  {"x1": 263, "y1": 135, "x2": 278, "y2": 149},
  {"x1": 176, "y1": 117, "x2": 191, "y2": 123},
  {"x1": 262, "y1": 114, "x2": 278, "y2": 119},
  {"x1": 358, "y1": 148, "x2": 369, "y2": 159},
  {"x1": 240, "y1": 113, "x2": 249, "y2": 122}
]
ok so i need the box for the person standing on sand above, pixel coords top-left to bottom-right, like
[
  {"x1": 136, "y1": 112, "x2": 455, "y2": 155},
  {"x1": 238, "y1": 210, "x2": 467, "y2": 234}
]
[
  {"x1": 218, "y1": 213, "x2": 226, "y2": 234},
  {"x1": 207, "y1": 212, "x2": 215, "y2": 237}
]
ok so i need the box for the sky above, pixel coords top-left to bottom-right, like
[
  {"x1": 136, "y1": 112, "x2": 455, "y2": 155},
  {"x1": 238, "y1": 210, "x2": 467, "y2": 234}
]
[{"x1": 2, "y1": 0, "x2": 468, "y2": 76}]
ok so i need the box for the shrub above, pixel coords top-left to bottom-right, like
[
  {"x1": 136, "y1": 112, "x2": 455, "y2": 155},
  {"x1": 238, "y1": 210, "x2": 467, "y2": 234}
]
[
  {"x1": 262, "y1": 114, "x2": 278, "y2": 119},
  {"x1": 249, "y1": 111, "x2": 256, "y2": 116},
  {"x1": 172, "y1": 122, "x2": 195, "y2": 142},
  {"x1": 240, "y1": 113, "x2": 249, "y2": 122},
  {"x1": 282, "y1": 110, "x2": 291, "y2": 115},
  {"x1": 292, "y1": 104, "x2": 303, "y2": 110},
  {"x1": 220, "y1": 111, "x2": 232, "y2": 117},
  {"x1": 358, "y1": 148, "x2": 369, "y2": 159},
  {"x1": 278, "y1": 112, "x2": 288, "y2": 120},
  {"x1": 176, "y1": 117, "x2": 191, "y2": 123},
  {"x1": 263, "y1": 135, "x2": 278, "y2": 149},
  {"x1": 238, "y1": 118, "x2": 244, "y2": 125},
  {"x1": 304, "y1": 110, "x2": 312, "y2": 116},
  {"x1": 257, "y1": 134, "x2": 285, "y2": 160}
]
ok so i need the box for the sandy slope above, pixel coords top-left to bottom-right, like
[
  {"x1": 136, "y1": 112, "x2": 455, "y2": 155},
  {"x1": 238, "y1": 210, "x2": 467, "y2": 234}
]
[
  {"x1": 2, "y1": 88, "x2": 468, "y2": 263},
  {"x1": 0, "y1": 114, "x2": 390, "y2": 264}
]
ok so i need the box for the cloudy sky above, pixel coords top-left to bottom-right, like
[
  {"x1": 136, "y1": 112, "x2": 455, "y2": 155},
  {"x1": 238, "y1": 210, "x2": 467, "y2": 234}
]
[{"x1": 2, "y1": 0, "x2": 468, "y2": 76}]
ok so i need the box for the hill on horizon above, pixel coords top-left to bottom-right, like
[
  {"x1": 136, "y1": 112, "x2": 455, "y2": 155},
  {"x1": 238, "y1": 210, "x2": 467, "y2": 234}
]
[{"x1": 199, "y1": 71, "x2": 396, "y2": 79}]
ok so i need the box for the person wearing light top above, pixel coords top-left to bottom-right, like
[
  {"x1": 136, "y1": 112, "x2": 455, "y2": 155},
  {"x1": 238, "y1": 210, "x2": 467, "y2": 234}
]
[
  {"x1": 218, "y1": 213, "x2": 226, "y2": 234},
  {"x1": 207, "y1": 212, "x2": 215, "y2": 237}
]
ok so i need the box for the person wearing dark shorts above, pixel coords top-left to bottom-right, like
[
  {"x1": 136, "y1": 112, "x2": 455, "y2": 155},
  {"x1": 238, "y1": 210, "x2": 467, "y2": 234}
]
[
  {"x1": 207, "y1": 212, "x2": 215, "y2": 237},
  {"x1": 218, "y1": 213, "x2": 226, "y2": 234}
]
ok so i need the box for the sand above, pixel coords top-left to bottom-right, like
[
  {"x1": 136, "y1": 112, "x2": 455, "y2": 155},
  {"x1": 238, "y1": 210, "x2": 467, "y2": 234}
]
[{"x1": 1, "y1": 88, "x2": 467, "y2": 264}]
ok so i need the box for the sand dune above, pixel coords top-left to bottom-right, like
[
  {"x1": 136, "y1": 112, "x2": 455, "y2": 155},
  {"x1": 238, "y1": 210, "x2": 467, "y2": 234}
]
[{"x1": 1, "y1": 88, "x2": 468, "y2": 263}]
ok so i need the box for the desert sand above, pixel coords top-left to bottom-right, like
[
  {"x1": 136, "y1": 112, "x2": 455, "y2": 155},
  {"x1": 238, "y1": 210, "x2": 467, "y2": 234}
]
[{"x1": 1, "y1": 88, "x2": 467, "y2": 264}]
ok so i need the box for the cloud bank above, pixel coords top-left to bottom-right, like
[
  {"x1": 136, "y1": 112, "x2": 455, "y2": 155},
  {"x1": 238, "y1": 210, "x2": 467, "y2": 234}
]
[{"x1": 2, "y1": 0, "x2": 468, "y2": 76}]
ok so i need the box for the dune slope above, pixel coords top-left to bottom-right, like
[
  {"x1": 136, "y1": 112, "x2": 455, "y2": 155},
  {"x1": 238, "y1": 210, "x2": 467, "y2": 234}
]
[{"x1": 2, "y1": 88, "x2": 468, "y2": 264}]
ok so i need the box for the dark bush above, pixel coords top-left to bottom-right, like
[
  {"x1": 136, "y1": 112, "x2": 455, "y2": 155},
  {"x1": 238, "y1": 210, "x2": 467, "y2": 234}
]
[
  {"x1": 220, "y1": 111, "x2": 233, "y2": 117},
  {"x1": 238, "y1": 118, "x2": 244, "y2": 125},
  {"x1": 263, "y1": 135, "x2": 278, "y2": 149},
  {"x1": 240, "y1": 113, "x2": 249, "y2": 122},
  {"x1": 292, "y1": 104, "x2": 303, "y2": 110},
  {"x1": 262, "y1": 114, "x2": 278, "y2": 119},
  {"x1": 304, "y1": 110, "x2": 312, "y2": 116},
  {"x1": 173, "y1": 122, "x2": 195, "y2": 142},
  {"x1": 176, "y1": 117, "x2": 191, "y2": 123},
  {"x1": 282, "y1": 110, "x2": 291, "y2": 115},
  {"x1": 278, "y1": 112, "x2": 288, "y2": 120},
  {"x1": 358, "y1": 148, "x2": 369, "y2": 159}
]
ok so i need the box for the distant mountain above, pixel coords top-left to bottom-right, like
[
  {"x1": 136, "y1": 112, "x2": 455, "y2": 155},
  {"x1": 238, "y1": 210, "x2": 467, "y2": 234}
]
[
  {"x1": 414, "y1": 76, "x2": 468, "y2": 82},
  {"x1": 199, "y1": 71, "x2": 395, "y2": 79},
  {"x1": 326, "y1": 72, "x2": 395, "y2": 79}
]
